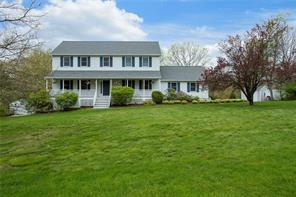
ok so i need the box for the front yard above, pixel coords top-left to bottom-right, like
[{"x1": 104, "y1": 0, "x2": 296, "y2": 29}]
[{"x1": 1, "y1": 101, "x2": 296, "y2": 196}]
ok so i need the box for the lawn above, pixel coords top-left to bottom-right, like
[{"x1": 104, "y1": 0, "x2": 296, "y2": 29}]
[{"x1": 1, "y1": 101, "x2": 296, "y2": 197}]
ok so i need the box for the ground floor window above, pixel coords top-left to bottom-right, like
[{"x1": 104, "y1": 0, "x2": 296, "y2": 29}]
[
  {"x1": 60, "y1": 80, "x2": 73, "y2": 90},
  {"x1": 139, "y1": 80, "x2": 152, "y2": 90},
  {"x1": 81, "y1": 80, "x2": 91, "y2": 90},
  {"x1": 168, "y1": 82, "x2": 180, "y2": 91},
  {"x1": 188, "y1": 82, "x2": 199, "y2": 92},
  {"x1": 121, "y1": 80, "x2": 135, "y2": 89}
]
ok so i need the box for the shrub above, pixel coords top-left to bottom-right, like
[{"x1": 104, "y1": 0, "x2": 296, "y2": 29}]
[
  {"x1": 163, "y1": 100, "x2": 170, "y2": 104},
  {"x1": 143, "y1": 100, "x2": 154, "y2": 106},
  {"x1": 152, "y1": 91, "x2": 164, "y2": 104},
  {"x1": 192, "y1": 100, "x2": 199, "y2": 104},
  {"x1": 192, "y1": 96, "x2": 199, "y2": 101},
  {"x1": 166, "y1": 88, "x2": 177, "y2": 100},
  {"x1": 175, "y1": 91, "x2": 193, "y2": 102},
  {"x1": 283, "y1": 82, "x2": 296, "y2": 100},
  {"x1": 28, "y1": 90, "x2": 52, "y2": 112},
  {"x1": 55, "y1": 92, "x2": 78, "y2": 110},
  {"x1": 111, "y1": 86, "x2": 134, "y2": 106},
  {"x1": 174, "y1": 100, "x2": 182, "y2": 104},
  {"x1": 181, "y1": 100, "x2": 188, "y2": 104}
]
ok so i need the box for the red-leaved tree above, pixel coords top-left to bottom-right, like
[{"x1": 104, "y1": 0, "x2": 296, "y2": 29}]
[{"x1": 204, "y1": 17, "x2": 290, "y2": 105}]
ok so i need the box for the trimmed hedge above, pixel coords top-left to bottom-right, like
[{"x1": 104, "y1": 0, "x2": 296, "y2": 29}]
[
  {"x1": 152, "y1": 91, "x2": 164, "y2": 104},
  {"x1": 56, "y1": 92, "x2": 78, "y2": 110},
  {"x1": 143, "y1": 100, "x2": 154, "y2": 106},
  {"x1": 28, "y1": 90, "x2": 52, "y2": 112},
  {"x1": 163, "y1": 99, "x2": 246, "y2": 104},
  {"x1": 111, "y1": 86, "x2": 134, "y2": 106}
]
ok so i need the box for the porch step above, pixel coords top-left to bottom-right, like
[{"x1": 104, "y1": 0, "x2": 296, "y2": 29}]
[{"x1": 93, "y1": 97, "x2": 110, "y2": 109}]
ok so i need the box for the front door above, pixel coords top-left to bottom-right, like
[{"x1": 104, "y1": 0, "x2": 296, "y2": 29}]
[{"x1": 102, "y1": 80, "x2": 110, "y2": 96}]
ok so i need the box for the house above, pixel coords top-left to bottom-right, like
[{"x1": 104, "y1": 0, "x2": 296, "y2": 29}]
[
  {"x1": 45, "y1": 41, "x2": 209, "y2": 108},
  {"x1": 241, "y1": 86, "x2": 281, "y2": 102}
]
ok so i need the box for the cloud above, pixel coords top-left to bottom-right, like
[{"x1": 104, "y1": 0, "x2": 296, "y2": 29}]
[
  {"x1": 144, "y1": 23, "x2": 228, "y2": 47},
  {"x1": 144, "y1": 23, "x2": 230, "y2": 66},
  {"x1": 35, "y1": 0, "x2": 147, "y2": 49}
]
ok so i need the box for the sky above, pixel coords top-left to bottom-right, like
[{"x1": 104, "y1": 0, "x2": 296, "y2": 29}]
[{"x1": 19, "y1": 0, "x2": 296, "y2": 65}]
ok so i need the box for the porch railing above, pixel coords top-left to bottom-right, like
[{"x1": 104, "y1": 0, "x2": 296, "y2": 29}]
[{"x1": 50, "y1": 89, "x2": 95, "y2": 98}]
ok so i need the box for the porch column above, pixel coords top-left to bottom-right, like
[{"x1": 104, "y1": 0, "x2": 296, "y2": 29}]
[
  {"x1": 95, "y1": 79, "x2": 98, "y2": 97},
  {"x1": 126, "y1": 79, "x2": 128, "y2": 87},
  {"x1": 78, "y1": 80, "x2": 81, "y2": 106},
  {"x1": 158, "y1": 79, "x2": 161, "y2": 91},
  {"x1": 143, "y1": 79, "x2": 145, "y2": 98},
  {"x1": 110, "y1": 79, "x2": 112, "y2": 96},
  {"x1": 62, "y1": 79, "x2": 64, "y2": 92}
]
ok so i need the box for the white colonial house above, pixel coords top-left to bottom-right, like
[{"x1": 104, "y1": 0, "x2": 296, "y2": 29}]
[{"x1": 45, "y1": 41, "x2": 209, "y2": 108}]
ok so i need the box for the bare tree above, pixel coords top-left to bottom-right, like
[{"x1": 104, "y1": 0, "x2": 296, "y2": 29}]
[
  {"x1": 0, "y1": 0, "x2": 42, "y2": 60},
  {"x1": 162, "y1": 42, "x2": 210, "y2": 66}
]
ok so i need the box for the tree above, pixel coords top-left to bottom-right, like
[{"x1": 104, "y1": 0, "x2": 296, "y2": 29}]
[
  {"x1": 0, "y1": 49, "x2": 51, "y2": 112},
  {"x1": 275, "y1": 29, "x2": 296, "y2": 88},
  {"x1": 161, "y1": 42, "x2": 210, "y2": 66},
  {"x1": 0, "y1": 0, "x2": 41, "y2": 60},
  {"x1": 204, "y1": 17, "x2": 288, "y2": 105},
  {"x1": 264, "y1": 16, "x2": 287, "y2": 99}
]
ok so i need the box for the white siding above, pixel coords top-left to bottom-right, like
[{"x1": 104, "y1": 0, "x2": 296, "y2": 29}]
[
  {"x1": 52, "y1": 56, "x2": 160, "y2": 71},
  {"x1": 241, "y1": 85, "x2": 281, "y2": 102},
  {"x1": 160, "y1": 81, "x2": 209, "y2": 99}
]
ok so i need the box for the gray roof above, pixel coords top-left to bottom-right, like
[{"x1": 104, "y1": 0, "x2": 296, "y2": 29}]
[
  {"x1": 45, "y1": 70, "x2": 161, "y2": 79},
  {"x1": 52, "y1": 41, "x2": 161, "y2": 56},
  {"x1": 160, "y1": 66, "x2": 205, "y2": 81}
]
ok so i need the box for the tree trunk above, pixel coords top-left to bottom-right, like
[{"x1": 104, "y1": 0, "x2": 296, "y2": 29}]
[
  {"x1": 247, "y1": 96, "x2": 254, "y2": 105},
  {"x1": 267, "y1": 84, "x2": 274, "y2": 100}
]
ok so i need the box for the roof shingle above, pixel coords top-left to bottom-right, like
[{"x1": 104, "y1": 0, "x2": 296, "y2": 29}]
[{"x1": 52, "y1": 41, "x2": 161, "y2": 56}]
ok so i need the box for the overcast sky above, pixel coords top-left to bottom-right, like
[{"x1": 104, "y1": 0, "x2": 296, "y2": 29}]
[{"x1": 20, "y1": 0, "x2": 296, "y2": 65}]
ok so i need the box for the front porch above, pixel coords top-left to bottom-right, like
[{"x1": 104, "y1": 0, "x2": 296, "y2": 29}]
[{"x1": 48, "y1": 79, "x2": 159, "y2": 107}]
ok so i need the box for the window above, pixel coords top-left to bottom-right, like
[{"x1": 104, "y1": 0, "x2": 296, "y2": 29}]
[
  {"x1": 81, "y1": 80, "x2": 91, "y2": 90},
  {"x1": 128, "y1": 80, "x2": 135, "y2": 89},
  {"x1": 63, "y1": 56, "x2": 70, "y2": 66},
  {"x1": 171, "y1": 82, "x2": 177, "y2": 91},
  {"x1": 188, "y1": 82, "x2": 199, "y2": 92},
  {"x1": 190, "y1": 82, "x2": 196, "y2": 91},
  {"x1": 142, "y1": 57, "x2": 149, "y2": 67},
  {"x1": 125, "y1": 56, "x2": 132, "y2": 67},
  {"x1": 61, "y1": 80, "x2": 73, "y2": 90},
  {"x1": 145, "y1": 80, "x2": 152, "y2": 90},
  {"x1": 103, "y1": 56, "x2": 110, "y2": 67},
  {"x1": 121, "y1": 80, "x2": 135, "y2": 89},
  {"x1": 81, "y1": 57, "x2": 88, "y2": 67},
  {"x1": 169, "y1": 82, "x2": 180, "y2": 91},
  {"x1": 139, "y1": 80, "x2": 152, "y2": 90}
]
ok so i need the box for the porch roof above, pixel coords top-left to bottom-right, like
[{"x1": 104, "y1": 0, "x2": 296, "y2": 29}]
[{"x1": 45, "y1": 70, "x2": 161, "y2": 79}]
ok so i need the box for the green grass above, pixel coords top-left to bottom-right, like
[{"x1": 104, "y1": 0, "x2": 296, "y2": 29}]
[{"x1": 1, "y1": 101, "x2": 296, "y2": 196}]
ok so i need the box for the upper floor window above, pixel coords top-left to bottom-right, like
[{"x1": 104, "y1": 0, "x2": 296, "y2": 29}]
[
  {"x1": 143, "y1": 57, "x2": 149, "y2": 67},
  {"x1": 122, "y1": 56, "x2": 135, "y2": 67},
  {"x1": 140, "y1": 56, "x2": 152, "y2": 67},
  {"x1": 100, "y1": 56, "x2": 113, "y2": 67},
  {"x1": 81, "y1": 57, "x2": 88, "y2": 67},
  {"x1": 103, "y1": 57, "x2": 110, "y2": 67},
  {"x1": 63, "y1": 56, "x2": 70, "y2": 67},
  {"x1": 126, "y1": 56, "x2": 132, "y2": 67}
]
